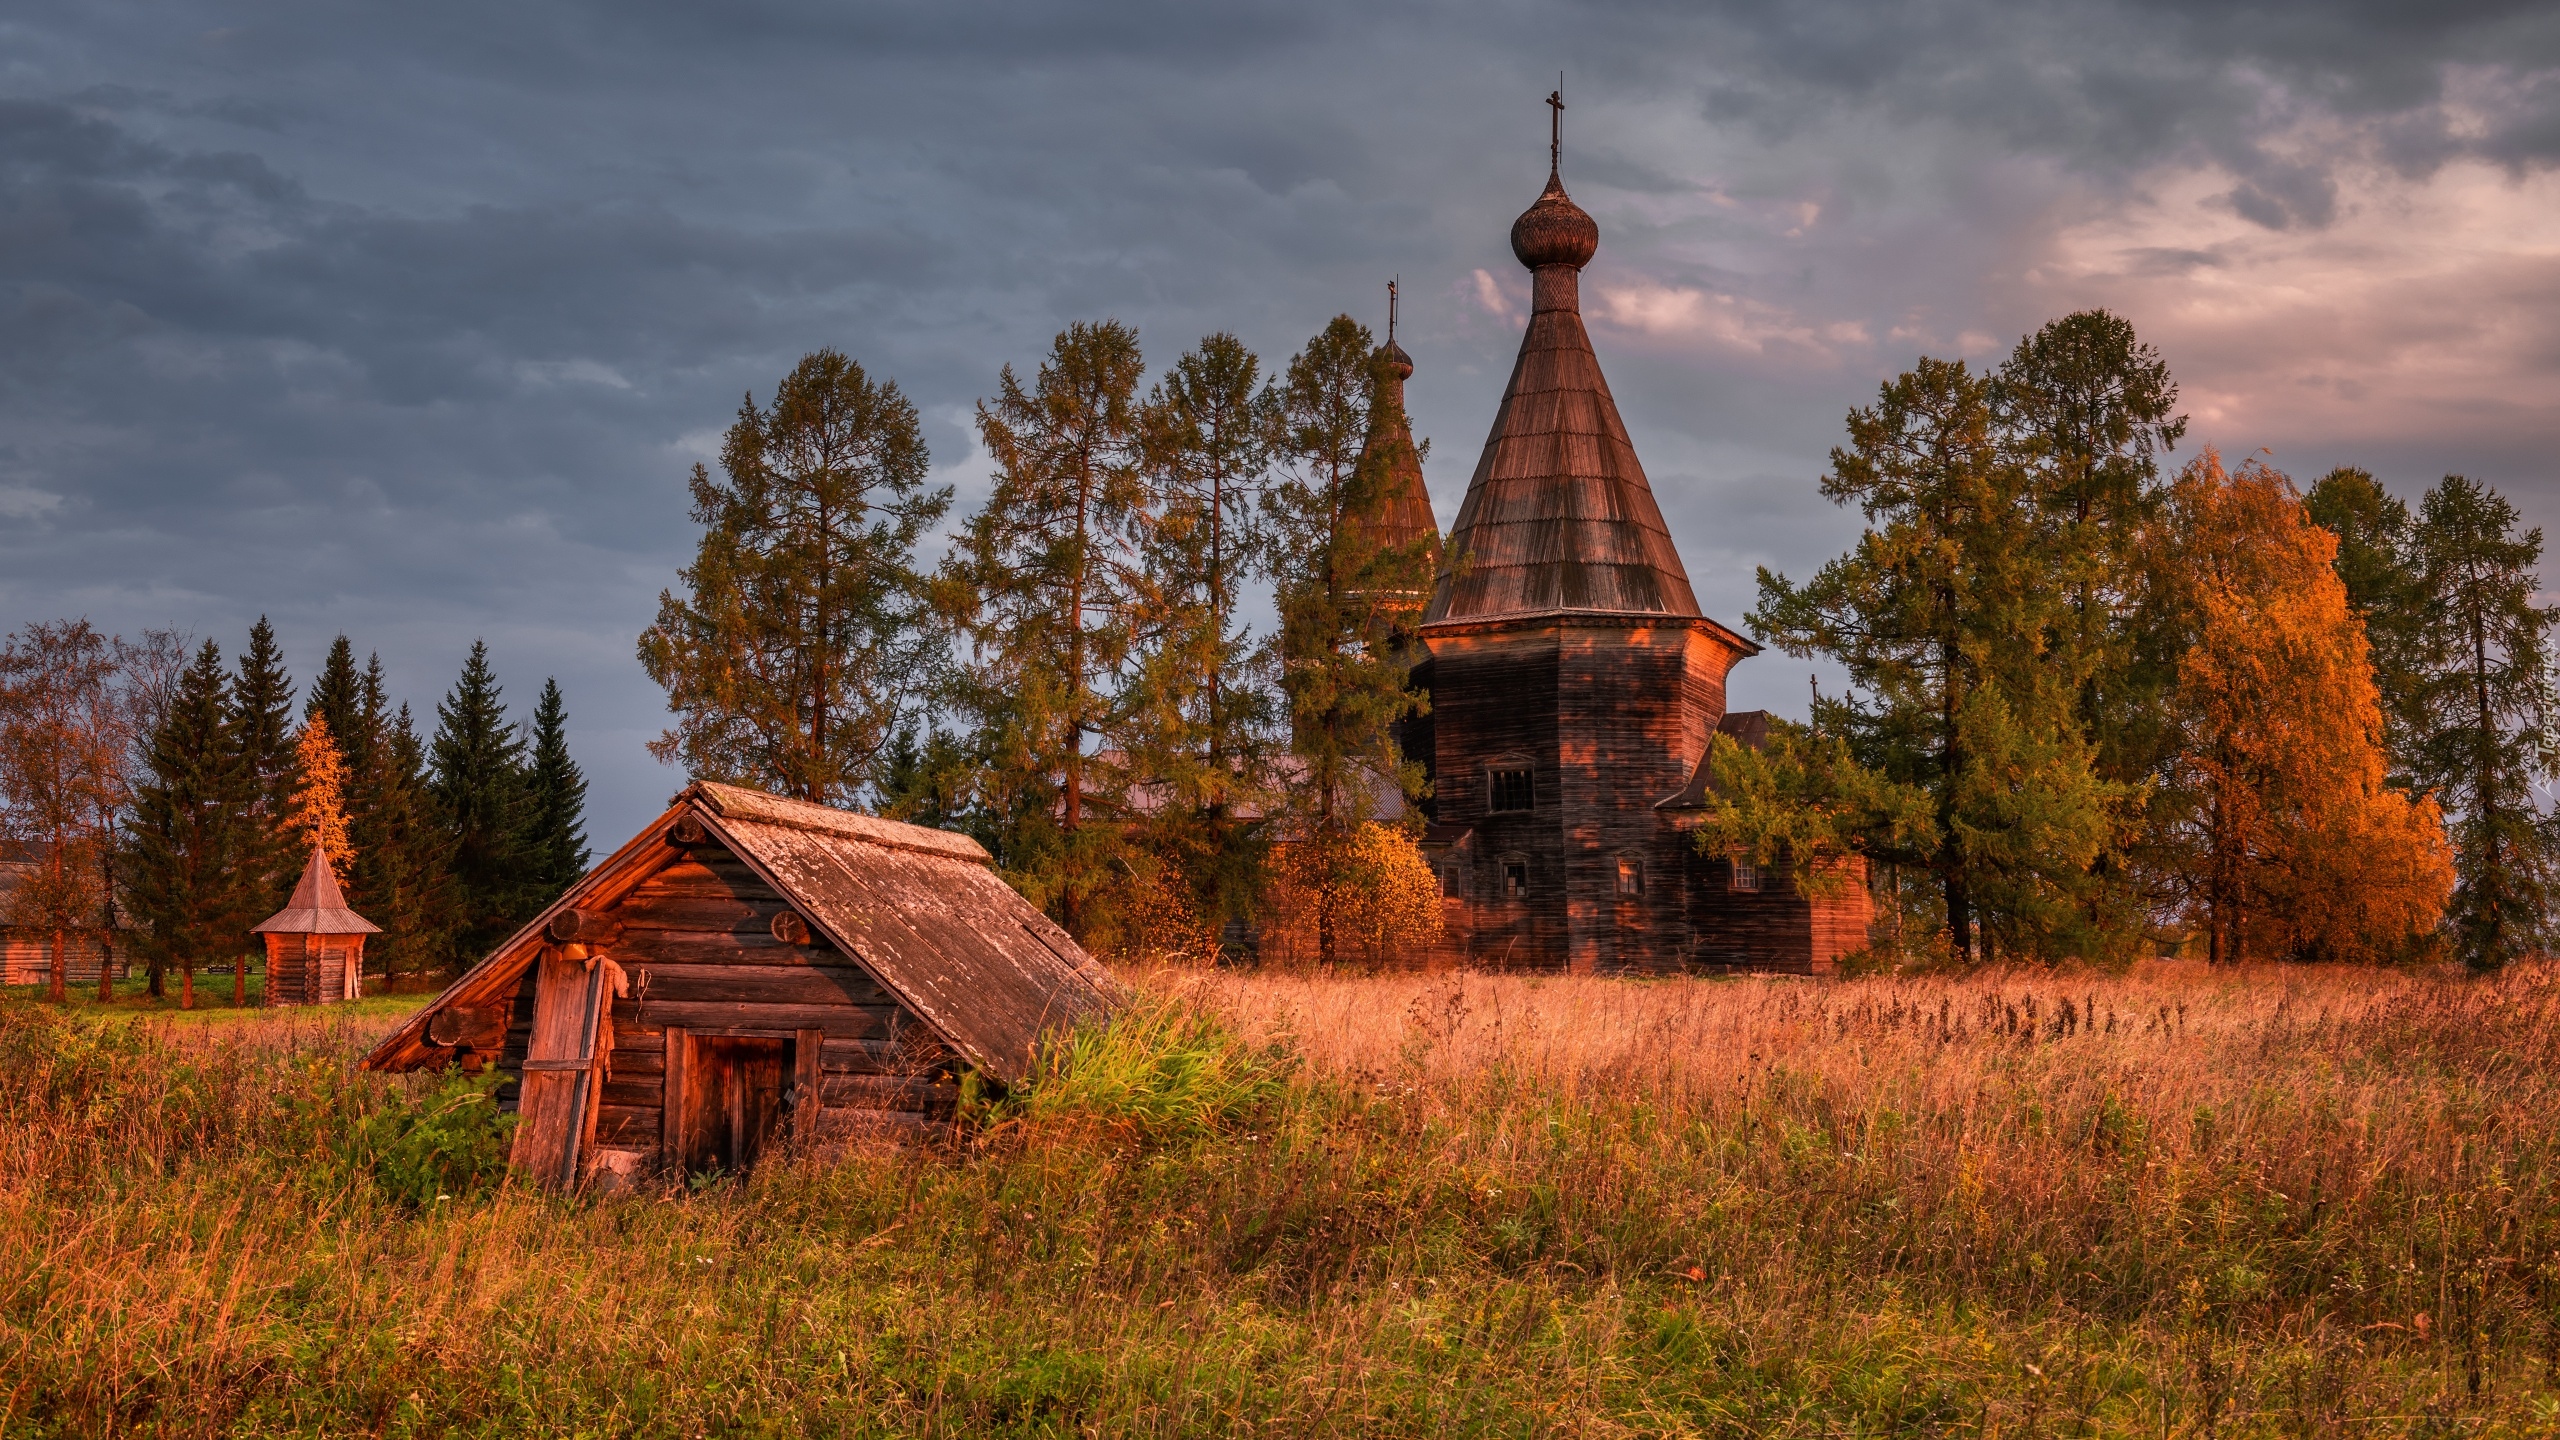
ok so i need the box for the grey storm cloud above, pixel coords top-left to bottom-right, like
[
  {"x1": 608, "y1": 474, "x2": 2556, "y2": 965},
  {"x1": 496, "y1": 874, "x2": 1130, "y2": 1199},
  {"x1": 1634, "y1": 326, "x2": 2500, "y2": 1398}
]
[{"x1": 3, "y1": 0, "x2": 2555, "y2": 839}]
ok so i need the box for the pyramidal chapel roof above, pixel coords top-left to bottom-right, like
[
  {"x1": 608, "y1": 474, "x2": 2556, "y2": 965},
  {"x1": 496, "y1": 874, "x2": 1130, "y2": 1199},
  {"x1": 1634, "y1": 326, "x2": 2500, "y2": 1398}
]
[
  {"x1": 1423, "y1": 145, "x2": 1702, "y2": 627},
  {"x1": 254, "y1": 846, "x2": 380, "y2": 935}
]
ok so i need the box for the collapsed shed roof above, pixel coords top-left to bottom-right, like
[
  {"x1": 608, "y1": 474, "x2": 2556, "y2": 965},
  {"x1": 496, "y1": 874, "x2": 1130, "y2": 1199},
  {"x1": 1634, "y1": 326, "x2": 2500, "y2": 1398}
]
[{"x1": 365, "y1": 781, "x2": 1115, "y2": 1083}]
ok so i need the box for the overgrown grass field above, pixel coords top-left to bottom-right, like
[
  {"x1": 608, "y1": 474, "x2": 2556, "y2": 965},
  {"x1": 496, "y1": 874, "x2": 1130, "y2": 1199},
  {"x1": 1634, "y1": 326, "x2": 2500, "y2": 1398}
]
[{"x1": 5, "y1": 963, "x2": 2559, "y2": 1436}]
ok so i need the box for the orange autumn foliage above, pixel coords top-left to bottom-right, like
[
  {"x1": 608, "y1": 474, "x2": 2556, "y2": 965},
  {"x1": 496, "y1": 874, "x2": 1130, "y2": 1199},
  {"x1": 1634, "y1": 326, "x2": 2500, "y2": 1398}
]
[
  {"x1": 1260, "y1": 823, "x2": 1446, "y2": 970},
  {"x1": 2158, "y1": 450, "x2": 2452, "y2": 962},
  {"x1": 287, "y1": 714, "x2": 353, "y2": 885}
]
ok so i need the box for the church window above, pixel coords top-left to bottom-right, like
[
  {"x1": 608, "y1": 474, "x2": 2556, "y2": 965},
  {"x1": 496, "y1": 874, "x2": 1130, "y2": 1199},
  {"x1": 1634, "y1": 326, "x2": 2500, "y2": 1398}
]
[
  {"x1": 1729, "y1": 857, "x2": 1761, "y2": 892},
  {"x1": 1488, "y1": 766, "x2": 1535, "y2": 813},
  {"x1": 1615, "y1": 855, "x2": 1643, "y2": 896},
  {"x1": 1501, "y1": 857, "x2": 1530, "y2": 899}
]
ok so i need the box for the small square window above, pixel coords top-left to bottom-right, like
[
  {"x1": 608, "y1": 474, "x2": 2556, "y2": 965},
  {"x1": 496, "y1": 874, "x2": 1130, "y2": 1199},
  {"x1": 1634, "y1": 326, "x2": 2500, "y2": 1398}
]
[
  {"x1": 1503, "y1": 860, "x2": 1530, "y2": 899},
  {"x1": 1615, "y1": 856, "x2": 1643, "y2": 897},
  {"x1": 1729, "y1": 858, "x2": 1761, "y2": 893},
  {"x1": 1441, "y1": 865, "x2": 1463, "y2": 898},
  {"x1": 1488, "y1": 766, "x2": 1535, "y2": 813}
]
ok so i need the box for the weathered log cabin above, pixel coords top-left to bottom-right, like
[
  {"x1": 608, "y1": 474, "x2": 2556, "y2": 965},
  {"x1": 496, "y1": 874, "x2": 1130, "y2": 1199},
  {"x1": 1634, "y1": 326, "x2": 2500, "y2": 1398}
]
[
  {"x1": 365, "y1": 782, "x2": 1116, "y2": 1187},
  {"x1": 1402, "y1": 106, "x2": 1874, "y2": 974}
]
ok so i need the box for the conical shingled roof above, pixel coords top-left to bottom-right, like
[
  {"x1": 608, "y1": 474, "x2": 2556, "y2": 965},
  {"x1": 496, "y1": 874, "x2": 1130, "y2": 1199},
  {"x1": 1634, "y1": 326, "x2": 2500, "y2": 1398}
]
[
  {"x1": 1422, "y1": 169, "x2": 1701, "y2": 626},
  {"x1": 1351, "y1": 334, "x2": 1440, "y2": 583},
  {"x1": 252, "y1": 846, "x2": 381, "y2": 935}
]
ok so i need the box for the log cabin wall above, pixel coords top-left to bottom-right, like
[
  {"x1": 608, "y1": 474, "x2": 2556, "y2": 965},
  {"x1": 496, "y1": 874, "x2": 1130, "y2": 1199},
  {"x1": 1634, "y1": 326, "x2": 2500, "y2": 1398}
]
[
  {"x1": 1680, "y1": 851, "x2": 1877, "y2": 975},
  {"x1": 1423, "y1": 626, "x2": 1565, "y2": 968},
  {"x1": 1555, "y1": 620, "x2": 1743, "y2": 974},
  {"x1": 1426, "y1": 617, "x2": 1753, "y2": 974},
  {"x1": 491, "y1": 838, "x2": 962, "y2": 1166}
]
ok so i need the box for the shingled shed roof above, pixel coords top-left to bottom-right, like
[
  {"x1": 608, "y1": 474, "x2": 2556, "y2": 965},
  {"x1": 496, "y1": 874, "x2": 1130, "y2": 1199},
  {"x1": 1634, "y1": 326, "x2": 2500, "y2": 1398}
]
[
  {"x1": 365, "y1": 781, "x2": 1115, "y2": 1083},
  {"x1": 1422, "y1": 165, "x2": 1702, "y2": 628}
]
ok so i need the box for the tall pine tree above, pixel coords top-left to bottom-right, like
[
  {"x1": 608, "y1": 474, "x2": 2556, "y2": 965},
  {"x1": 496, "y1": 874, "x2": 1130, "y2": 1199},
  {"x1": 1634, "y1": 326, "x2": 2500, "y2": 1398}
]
[
  {"x1": 1127, "y1": 332, "x2": 1279, "y2": 937},
  {"x1": 523, "y1": 678, "x2": 590, "y2": 903},
  {"x1": 428, "y1": 641, "x2": 531, "y2": 966},
  {"x1": 2406, "y1": 476, "x2": 2560, "y2": 970}
]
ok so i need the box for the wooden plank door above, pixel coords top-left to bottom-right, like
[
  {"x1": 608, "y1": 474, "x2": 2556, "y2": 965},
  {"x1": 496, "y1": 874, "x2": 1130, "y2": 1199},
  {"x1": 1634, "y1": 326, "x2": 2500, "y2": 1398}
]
[
  {"x1": 670, "y1": 1035, "x2": 791, "y2": 1175},
  {"x1": 510, "y1": 950, "x2": 624, "y2": 1187}
]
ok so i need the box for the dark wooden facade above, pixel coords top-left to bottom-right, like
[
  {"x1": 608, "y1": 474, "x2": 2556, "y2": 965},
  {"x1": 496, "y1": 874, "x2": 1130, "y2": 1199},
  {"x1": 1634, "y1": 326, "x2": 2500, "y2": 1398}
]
[
  {"x1": 367, "y1": 782, "x2": 1116, "y2": 1188},
  {"x1": 1409, "y1": 149, "x2": 1872, "y2": 975}
]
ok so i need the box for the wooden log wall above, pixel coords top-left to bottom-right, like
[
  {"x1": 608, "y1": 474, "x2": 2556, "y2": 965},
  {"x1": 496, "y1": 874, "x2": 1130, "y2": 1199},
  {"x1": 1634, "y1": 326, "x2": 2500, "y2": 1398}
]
[
  {"x1": 1425, "y1": 617, "x2": 1754, "y2": 974},
  {"x1": 495, "y1": 840, "x2": 961, "y2": 1163}
]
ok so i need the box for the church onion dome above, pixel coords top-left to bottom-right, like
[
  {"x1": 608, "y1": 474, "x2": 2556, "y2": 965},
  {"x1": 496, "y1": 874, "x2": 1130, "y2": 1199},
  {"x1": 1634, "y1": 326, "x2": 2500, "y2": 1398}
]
[
  {"x1": 1509, "y1": 173, "x2": 1599, "y2": 271},
  {"x1": 1378, "y1": 337, "x2": 1415, "y2": 380}
]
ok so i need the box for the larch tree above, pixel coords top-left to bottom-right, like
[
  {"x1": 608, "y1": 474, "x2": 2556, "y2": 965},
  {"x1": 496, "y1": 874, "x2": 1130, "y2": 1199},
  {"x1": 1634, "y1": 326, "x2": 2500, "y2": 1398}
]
[
  {"x1": 2154, "y1": 451, "x2": 2451, "y2": 963},
  {"x1": 524, "y1": 677, "x2": 591, "y2": 903},
  {"x1": 2405, "y1": 475, "x2": 2560, "y2": 970},
  {"x1": 1129, "y1": 332, "x2": 1278, "y2": 936},
  {"x1": 124, "y1": 639, "x2": 251, "y2": 1009},
  {"x1": 428, "y1": 640, "x2": 530, "y2": 966},
  {"x1": 641, "y1": 350, "x2": 950, "y2": 807},
  {"x1": 0, "y1": 622, "x2": 136, "y2": 1003},
  {"x1": 937, "y1": 320, "x2": 1149, "y2": 932},
  {"x1": 1754, "y1": 357, "x2": 2127, "y2": 963},
  {"x1": 287, "y1": 714, "x2": 353, "y2": 882},
  {"x1": 1259, "y1": 317, "x2": 1435, "y2": 965},
  {"x1": 2304, "y1": 467, "x2": 2429, "y2": 780},
  {"x1": 1994, "y1": 311, "x2": 2185, "y2": 775}
]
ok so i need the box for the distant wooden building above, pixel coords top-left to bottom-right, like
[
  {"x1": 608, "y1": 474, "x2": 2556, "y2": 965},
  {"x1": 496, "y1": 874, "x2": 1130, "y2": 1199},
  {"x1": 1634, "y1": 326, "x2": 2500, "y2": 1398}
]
[
  {"x1": 365, "y1": 782, "x2": 1117, "y2": 1188},
  {"x1": 0, "y1": 842, "x2": 120, "y2": 986},
  {"x1": 252, "y1": 847, "x2": 378, "y2": 1004},
  {"x1": 1402, "y1": 122, "x2": 1873, "y2": 975}
]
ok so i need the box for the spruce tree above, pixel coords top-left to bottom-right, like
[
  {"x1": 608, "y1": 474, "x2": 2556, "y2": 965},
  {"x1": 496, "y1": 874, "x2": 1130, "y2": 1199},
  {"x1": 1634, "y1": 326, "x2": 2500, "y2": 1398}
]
[
  {"x1": 428, "y1": 640, "x2": 531, "y2": 966},
  {"x1": 305, "y1": 637, "x2": 366, "y2": 766},
  {"x1": 2406, "y1": 476, "x2": 2560, "y2": 970},
  {"x1": 362, "y1": 700, "x2": 458, "y2": 986},
  {"x1": 122, "y1": 641, "x2": 251, "y2": 1008},
  {"x1": 937, "y1": 320, "x2": 1149, "y2": 931},
  {"x1": 639, "y1": 350, "x2": 951, "y2": 806},
  {"x1": 228, "y1": 617, "x2": 295, "y2": 1002},
  {"x1": 523, "y1": 678, "x2": 590, "y2": 902}
]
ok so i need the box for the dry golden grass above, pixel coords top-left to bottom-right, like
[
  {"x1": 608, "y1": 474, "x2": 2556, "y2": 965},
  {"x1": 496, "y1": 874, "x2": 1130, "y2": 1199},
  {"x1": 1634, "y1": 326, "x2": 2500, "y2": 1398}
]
[{"x1": 3, "y1": 963, "x2": 2558, "y2": 1436}]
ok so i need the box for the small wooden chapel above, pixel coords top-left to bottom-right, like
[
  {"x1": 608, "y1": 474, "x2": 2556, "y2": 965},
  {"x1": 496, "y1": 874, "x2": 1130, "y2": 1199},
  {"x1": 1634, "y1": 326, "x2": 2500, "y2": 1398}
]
[{"x1": 252, "y1": 846, "x2": 378, "y2": 1004}]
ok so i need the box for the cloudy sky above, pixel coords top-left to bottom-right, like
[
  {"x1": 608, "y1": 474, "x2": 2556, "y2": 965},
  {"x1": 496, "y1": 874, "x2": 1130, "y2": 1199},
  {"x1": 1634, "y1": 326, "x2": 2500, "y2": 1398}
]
[{"x1": 5, "y1": 0, "x2": 2555, "y2": 842}]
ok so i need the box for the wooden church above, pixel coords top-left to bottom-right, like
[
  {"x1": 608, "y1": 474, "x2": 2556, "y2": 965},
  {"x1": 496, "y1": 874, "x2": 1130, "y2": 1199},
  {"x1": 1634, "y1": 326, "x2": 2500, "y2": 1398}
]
[
  {"x1": 1394, "y1": 102, "x2": 1873, "y2": 975},
  {"x1": 366, "y1": 782, "x2": 1116, "y2": 1186}
]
